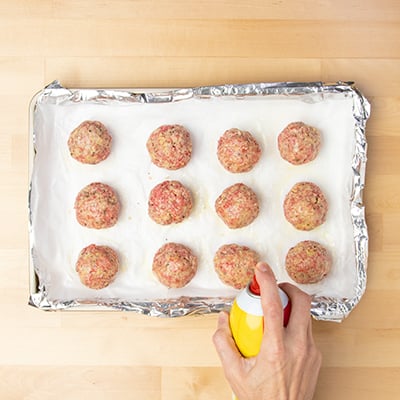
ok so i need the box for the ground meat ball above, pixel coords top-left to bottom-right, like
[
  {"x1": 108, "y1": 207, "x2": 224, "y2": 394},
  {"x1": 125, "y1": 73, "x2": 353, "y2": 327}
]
[
  {"x1": 278, "y1": 122, "x2": 321, "y2": 165},
  {"x1": 75, "y1": 182, "x2": 120, "y2": 229},
  {"x1": 75, "y1": 244, "x2": 119, "y2": 289},
  {"x1": 148, "y1": 180, "x2": 193, "y2": 225},
  {"x1": 214, "y1": 244, "x2": 259, "y2": 289},
  {"x1": 215, "y1": 183, "x2": 259, "y2": 229},
  {"x1": 152, "y1": 242, "x2": 198, "y2": 288},
  {"x1": 217, "y1": 128, "x2": 261, "y2": 173},
  {"x1": 285, "y1": 240, "x2": 331, "y2": 284},
  {"x1": 146, "y1": 124, "x2": 192, "y2": 170},
  {"x1": 283, "y1": 182, "x2": 328, "y2": 231},
  {"x1": 68, "y1": 120, "x2": 112, "y2": 164}
]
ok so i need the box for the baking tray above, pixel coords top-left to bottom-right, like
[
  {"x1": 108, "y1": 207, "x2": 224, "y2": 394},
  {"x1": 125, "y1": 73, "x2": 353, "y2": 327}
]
[{"x1": 28, "y1": 81, "x2": 370, "y2": 321}]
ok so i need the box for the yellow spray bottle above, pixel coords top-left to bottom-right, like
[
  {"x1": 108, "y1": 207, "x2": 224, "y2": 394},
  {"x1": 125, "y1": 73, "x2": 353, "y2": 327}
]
[{"x1": 229, "y1": 274, "x2": 291, "y2": 398}]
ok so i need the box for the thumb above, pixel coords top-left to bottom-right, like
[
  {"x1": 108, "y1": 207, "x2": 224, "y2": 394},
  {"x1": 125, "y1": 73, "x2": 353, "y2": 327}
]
[{"x1": 212, "y1": 311, "x2": 243, "y2": 375}]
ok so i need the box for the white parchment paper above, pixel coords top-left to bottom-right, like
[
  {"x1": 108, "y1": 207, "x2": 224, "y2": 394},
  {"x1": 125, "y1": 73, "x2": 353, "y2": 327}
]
[{"x1": 31, "y1": 92, "x2": 357, "y2": 302}]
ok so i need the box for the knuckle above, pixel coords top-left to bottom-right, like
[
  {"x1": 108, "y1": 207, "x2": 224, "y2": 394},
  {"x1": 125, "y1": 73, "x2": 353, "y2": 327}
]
[
  {"x1": 266, "y1": 339, "x2": 286, "y2": 360},
  {"x1": 212, "y1": 329, "x2": 223, "y2": 347},
  {"x1": 263, "y1": 302, "x2": 283, "y2": 321},
  {"x1": 294, "y1": 342, "x2": 309, "y2": 359},
  {"x1": 314, "y1": 348, "x2": 323, "y2": 366},
  {"x1": 304, "y1": 344, "x2": 322, "y2": 366},
  {"x1": 224, "y1": 366, "x2": 237, "y2": 381}
]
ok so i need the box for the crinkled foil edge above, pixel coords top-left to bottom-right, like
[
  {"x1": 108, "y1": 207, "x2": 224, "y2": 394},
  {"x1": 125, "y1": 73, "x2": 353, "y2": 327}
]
[{"x1": 29, "y1": 81, "x2": 370, "y2": 321}]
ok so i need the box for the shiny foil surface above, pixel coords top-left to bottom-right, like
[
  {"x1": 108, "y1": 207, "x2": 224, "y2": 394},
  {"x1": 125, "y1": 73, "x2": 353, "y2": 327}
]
[{"x1": 29, "y1": 81, "x2": 370, "y2": 321}]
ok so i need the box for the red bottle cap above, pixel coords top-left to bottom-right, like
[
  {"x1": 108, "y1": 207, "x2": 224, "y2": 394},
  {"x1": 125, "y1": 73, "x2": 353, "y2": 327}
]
[{"x1": 249, "y1": 275, "x2": 260, "y2": 295}]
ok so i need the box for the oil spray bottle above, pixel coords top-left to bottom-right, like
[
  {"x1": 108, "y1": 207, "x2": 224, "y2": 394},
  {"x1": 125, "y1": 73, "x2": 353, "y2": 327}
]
[{"x1": 229, "y1": 274, "x2": 291, "y2": 399}]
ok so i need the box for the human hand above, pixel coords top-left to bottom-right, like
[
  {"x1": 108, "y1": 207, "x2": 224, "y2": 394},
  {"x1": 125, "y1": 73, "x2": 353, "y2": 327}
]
[{"x1": 213, "y1": 262, "x2": 322, "y2": 400}]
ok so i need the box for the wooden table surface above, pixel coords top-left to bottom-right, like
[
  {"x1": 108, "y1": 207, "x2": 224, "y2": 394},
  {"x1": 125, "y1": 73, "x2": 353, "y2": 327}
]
[{"x1": 1, "y1": 1, "x2": 399, "y2": 399}]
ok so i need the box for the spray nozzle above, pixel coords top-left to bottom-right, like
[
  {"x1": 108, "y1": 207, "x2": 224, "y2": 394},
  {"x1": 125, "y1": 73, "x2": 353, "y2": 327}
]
[{"x1": 249, "y1": 274, "x2": 260, "y2": 295}]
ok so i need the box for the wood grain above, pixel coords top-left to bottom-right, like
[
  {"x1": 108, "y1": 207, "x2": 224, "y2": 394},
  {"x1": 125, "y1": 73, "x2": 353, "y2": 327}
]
[
  {"x1": 1, "y1": 18, "x2": 399, "y2": 58},
  {"x1": 315, "y1": 367, "x2": 400, "y2": 400},
  {"x1": 0, "y1": 1, "x2": 399, "y2": 399},
  {"x1": 0, "y1": 366, "x2": 162, "y2": 400}
]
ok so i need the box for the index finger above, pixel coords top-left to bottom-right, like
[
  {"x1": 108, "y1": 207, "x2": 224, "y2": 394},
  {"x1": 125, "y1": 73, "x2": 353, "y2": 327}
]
[{"x1": 255, "y1": 262, "x2": 284, "y2": 339}]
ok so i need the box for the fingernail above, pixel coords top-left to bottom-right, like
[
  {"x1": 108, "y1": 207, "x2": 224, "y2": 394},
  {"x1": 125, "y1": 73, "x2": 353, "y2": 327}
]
[{"x1": 256, "y1": 262, "x2": 269, "y2": 272}]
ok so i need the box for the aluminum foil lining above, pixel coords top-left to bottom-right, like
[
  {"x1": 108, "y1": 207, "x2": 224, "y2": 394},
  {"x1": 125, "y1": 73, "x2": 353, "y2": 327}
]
[{"x1": 29, "y1": 81, "x2": 370, "y2": 321}]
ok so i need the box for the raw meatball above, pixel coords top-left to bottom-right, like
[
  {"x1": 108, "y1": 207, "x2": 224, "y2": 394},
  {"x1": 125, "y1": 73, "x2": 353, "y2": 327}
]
[
  {"x1": 75, "y1": 244, "x2": 119, "y2": 289},
  {"x1": 146, "y1": 124, "x2": 192, "y2": 170},
  {"x1": 75, "y1": 182, "x2": 120, "y2": 229},
  {"x1": 278, "y1": 122, "x2": 321, "y2": 165},
  {"x1": 148, "y1": 180, "x2": 193, "y2": 225},
  {"x1": 285, "y1": 240, "x2": 331, "y2": 284},
  {"x1": 283, "y1": 182, "x2": 328, "y2": 231},
  {"x1": 152, "y1": 242, "x2": 198, "y2": 288},
  {"x1": 214, "y1": 244, "x2": 259, "y2": 289},
  {"x1": 217, "y1": 128, "x2": 261, "y2": 173},
  {"x1": 68, "y1": 120, "x2": 112, "y2": 164},
  {"x1": 215, "y1": 183, "x2": 259, "y2": 229}
]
